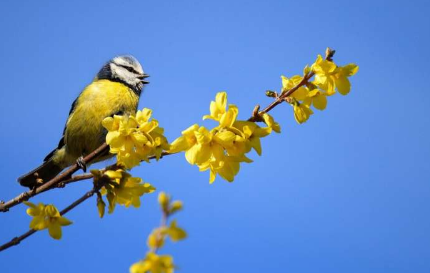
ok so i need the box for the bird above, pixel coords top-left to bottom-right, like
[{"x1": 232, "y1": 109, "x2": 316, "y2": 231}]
[{"x1": 18, "y1": 55, "x2": 149, "y2": 188}]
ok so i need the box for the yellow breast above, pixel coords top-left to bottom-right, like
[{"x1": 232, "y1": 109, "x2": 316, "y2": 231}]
[{"x1": 59, "y1": 80, "x2": 139, "y2": 164}]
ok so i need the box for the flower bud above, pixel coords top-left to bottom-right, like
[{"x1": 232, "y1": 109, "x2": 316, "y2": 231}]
[{"x1": 158, "y1": 192, "x2": 170, "y2": 211}]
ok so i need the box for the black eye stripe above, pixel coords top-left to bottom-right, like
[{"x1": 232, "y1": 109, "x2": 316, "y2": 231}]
[{"x1": 118, "y1": 64, "x2": 139, "y2": 74}]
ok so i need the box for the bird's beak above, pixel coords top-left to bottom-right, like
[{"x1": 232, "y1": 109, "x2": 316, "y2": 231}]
[{"x1": 138, "y1": 74, "x2": 150, "y2": 84}]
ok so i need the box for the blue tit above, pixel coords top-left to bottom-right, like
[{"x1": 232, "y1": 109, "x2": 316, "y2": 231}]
[{"x1": 18, "y1": 55, "x2": 149, "y2": 188}]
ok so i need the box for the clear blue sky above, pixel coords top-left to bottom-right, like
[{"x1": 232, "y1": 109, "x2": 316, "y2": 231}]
[{"x1": 1, "y1": 0, "x2": 429, "y2": 272}]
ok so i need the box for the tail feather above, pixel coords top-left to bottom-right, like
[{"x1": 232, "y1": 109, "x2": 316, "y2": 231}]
[{"x1": 18, "y1": 159, "x2": 63, "y2": 188}]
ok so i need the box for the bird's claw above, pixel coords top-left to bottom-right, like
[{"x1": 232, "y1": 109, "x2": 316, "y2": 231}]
[{"x1": 76, "y1": 156, "x2": 87, "y2": 172}]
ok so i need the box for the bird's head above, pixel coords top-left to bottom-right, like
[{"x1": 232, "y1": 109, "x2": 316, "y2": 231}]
[{"x1": 96, "y1": 55, "x2": 149, "y2": 95}]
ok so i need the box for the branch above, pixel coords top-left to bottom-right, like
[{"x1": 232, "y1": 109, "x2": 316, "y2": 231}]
[
  {"x1": 249, "y1": 47, "x2": 335, "y2": 121},
  {"x1": 0, "y1": 48, "x2": 336, "y2": 252},
  {"x1": 0, "y1": 180, "x2": 106, "y2": 252},
  {"x1": 0, "y1": 150, "x2": 173, "y2": 213},
  {"x1": 0, "y1": 143, "x2": 109, "y2": 213}
]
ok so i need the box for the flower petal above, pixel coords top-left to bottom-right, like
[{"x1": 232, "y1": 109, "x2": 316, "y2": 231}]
[
  {"x1": 312, "y1": 93, "x2": 327, "y2": 110},
  {"x1": 48, "y1": 222, "x2": 62, "y2": 240}
]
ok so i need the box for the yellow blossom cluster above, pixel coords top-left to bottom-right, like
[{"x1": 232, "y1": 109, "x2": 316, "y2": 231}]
[
  {"x1": 102, "y1": 108, "x2": 170, "y2": 169},
  {"x1": 282, "y1": 55, "x2": 358, "y2": 124},
  {"x1": 23, "y1": 201, "x2": 72, "y2": 240},
  {"x1": 130, "y1": 253, "x2": 175, "y2": 273},
  {"x1": 130, "y1": 192, "x2": 186, "y2": 273},
  {"x1": 91, "y1": 169, "x2": 155, "y2": 218},
  {"x1": 170, "y1": 92, "x2": 280, "y2": 183}
]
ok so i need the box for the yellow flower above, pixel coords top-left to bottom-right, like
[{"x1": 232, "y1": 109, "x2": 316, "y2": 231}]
[
  {"x1": 282, "y1": 75, "x2": 308, "y2": 101},
  {"x1": 97, "y1": 196, "x2": 106, "y2": 218},
  {"x1": 312, "y1": 55, "x2": 359, "y2": 96},
  {"x1": 103, "y1": 115, "x2": 139, "y2": 153},
  {"x1": 198, "y1": 155, "x2": 241, "y2": 183},
  {"x1": 24, "y1": 201, "x2": 72, "y2": 240},
  {"x1": 95, "y1": 169, "x2": 155, "y2": 215},
  {"x1": 262, "y1": 113, "x2": 281, "y2": 133},
  {"x1": 102, "y1": 108, "x2": 170, "y2": 169},
  {"x1": 169, "y1": 201, "x2": 183, "y2": 215},
  {"x1": 166, "y1": 220, "x2": 187, "y2": 242},
  {"x1": 231, "y1": 121, "x2": 265, "y2": 156},
  {"x1": 135, "y1": 108, "x2": 170, "y2": 161},
  {"x1": 282, "y1": 75, "x2": 303, "y2": 91},
  {"x1": 312, "y1": 55, "x2": 337, "y2": 95},
  {"x1": 173, "y1": 92, "x2": 283, "y2": 183},
  {"x1": 293, "y1": 103, "x2": 313, "y2": 124},
  {"x1": 158, "y1": 191, "x2": 170, "y2": 211},
  {"x1": 130, "y1": 253, "x2": 175, "y2": 273},
  {"x1": 218, "y1": 104, "x2": 239, "y2": 128},
  {"x1": 333, "y1": 64, "x2": 359, "y2": 95},
  {"x1": 306, "y1": 89, "x2": 327, "y2": 110},
  {"x1": 203, "y1": 91, "x2": 227, "y2": 121},
  {"x1": 147, "y1": 227, "x2": 166, "y2": 250},
  {"x1": 203, "y1": 91, "x2": 240, "y2": 129},
  {"x1": 170, "y1": 125, "x2": 215, "y2": 165},
  {"x1": 148, "y1": 127, "x2": 170, "y2": 161}
]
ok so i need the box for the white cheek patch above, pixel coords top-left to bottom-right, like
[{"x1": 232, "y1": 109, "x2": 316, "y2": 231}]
[{"x1": 112, "y1": 66, "x2": 139, "y2": 86}]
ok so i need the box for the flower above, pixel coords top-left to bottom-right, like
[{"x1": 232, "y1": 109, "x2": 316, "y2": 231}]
[
  {"x1": 166, "y1": 220, "x2": 187, "y2": 242},
  {"x1": 262, "y1": 113, "x2": 281, "y2": 133},
  {"x1": 199, "y1": 155, "x2": 241, "y2": 183},
  {"x1": 102, "y1": 108, "x2": 170, "y2": 169},
  {"x1": 306, "y1": 89, "x2": 327, "y2": 110},
  {"x1": 312, "y1": 55, "x2": 337, "y2": 95},
  {"x1": 333, "y1": 63, "x2": 359, "y2": 95},
  {"x1": 170, "y1": 125, "x2": 216, "y2": 165},
  {"x1": 312, "y1": 55, "x2": 359, "y2": 96},
  {"x1": 203, "y1": 91, "x2": 227, "y2": 121},
  {"x1": 130, "y1": 253, "x2": 175, "y2": 273},
  {"x1": 172, "y1": 92, "x2": 281, "y2": 183},
  {"x1": 293, "y1": 103, "x2": 313, "y2": 124},
  {"x1": 282, "y1": 75, "x2": 309, "y2": 100},
  {"x1": 93, "y1": 169, "x2": 155, "y2": 216},
  {"x1": 147, "y1": 227, "x2": 166, "y2": 249},
  {"x1": 169, "y1": 201, "x2": 183, "y2": 215},
  {"x1": 24, "y1": 201, "x2": 72, "y2": 240}
]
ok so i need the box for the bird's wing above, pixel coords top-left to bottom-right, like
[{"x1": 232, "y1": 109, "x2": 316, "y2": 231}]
[{"x1": 43, "y1": 95, "x2": 80, "y2": 162}]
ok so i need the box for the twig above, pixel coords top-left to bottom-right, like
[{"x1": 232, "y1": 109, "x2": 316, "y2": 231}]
[
  {"x1": 0, "y1": 48, "x2": 336, "y2": 252},
  {"x1": 248, "y1": 47, "x2": 335, "y2": 121},
  {"x1": 0, "y1": 150, "x2": 173, "y2": 213},
  {"x1": 0, "y1": 143, "x2": 109, "y2": 213},
  {"x1": 0, "y1": 181, "x2": 105, "y2": 252}
]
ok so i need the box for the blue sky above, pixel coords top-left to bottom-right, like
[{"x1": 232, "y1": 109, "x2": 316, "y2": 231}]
[{"x1": 1, "y1": 0, "x2": 429, "y2": 272}]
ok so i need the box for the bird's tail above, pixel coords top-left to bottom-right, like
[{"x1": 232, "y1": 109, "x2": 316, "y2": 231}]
[{"x1": 18, "y1": 159, "x2": 63, "y2": 188}]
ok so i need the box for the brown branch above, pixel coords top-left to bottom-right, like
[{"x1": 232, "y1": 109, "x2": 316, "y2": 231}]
[
  {"x1": 0, "y1": 229, "x2": 37, "y2": 252},
  {"x1": 0, "y1": 45, "x2": 334, "y2": 213},
  {"x1": 0, "y1": 180, "x2": 106, "y2": 252},
  {"x1": 248, "y1": 47, "x2": 335, "y2": 121},
  {"x1": 0, "y1": 149, "x2": 173, "y2": 213},
  {"x1": 0, "y1": 48, "x2": 336, "y2": 253},
  {"x1": 0, "y1": 143, "x2": 109, "y2": 213}
]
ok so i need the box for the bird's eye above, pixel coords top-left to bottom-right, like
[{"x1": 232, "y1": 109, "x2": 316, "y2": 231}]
[{"x1": 119, "y1": 64, "x2": 136, "y2": 73}]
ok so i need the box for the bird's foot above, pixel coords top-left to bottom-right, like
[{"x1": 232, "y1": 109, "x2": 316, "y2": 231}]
[{"x1": 76, "y1": 156, "x2": 87, "y2": 172}]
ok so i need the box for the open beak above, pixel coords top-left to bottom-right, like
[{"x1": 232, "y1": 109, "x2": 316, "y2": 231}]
[{"x1": 138, "y1": 74, "x2": 150, "y2": 84}]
